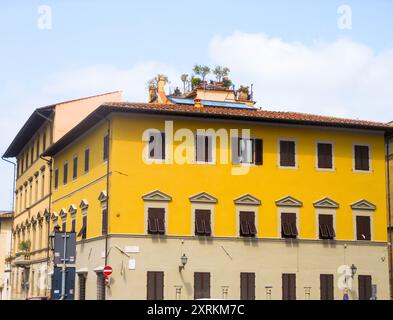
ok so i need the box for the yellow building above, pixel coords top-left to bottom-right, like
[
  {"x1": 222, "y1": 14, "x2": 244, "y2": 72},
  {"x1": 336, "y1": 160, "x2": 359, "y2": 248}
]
[
  {"x1": 2, "y1": 91, "x2": 122, "y2": 299},
  {"x1": 43, "y1": 88, "x2": 393, "y2": 300}
]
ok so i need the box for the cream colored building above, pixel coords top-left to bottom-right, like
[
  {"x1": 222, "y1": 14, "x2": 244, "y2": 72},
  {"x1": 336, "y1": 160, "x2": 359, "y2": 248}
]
[
  {"x1": 2, "y1": 91, "x2": 122, "y2": 299},
  {"x1": 0, "y1": 211, "x2": 13, "y2": 300}
]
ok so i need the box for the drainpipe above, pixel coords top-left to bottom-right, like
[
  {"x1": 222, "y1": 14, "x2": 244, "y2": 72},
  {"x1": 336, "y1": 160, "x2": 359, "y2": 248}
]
[{"x1": 386, "y1": 136, "x2": 393, "y2": 300}]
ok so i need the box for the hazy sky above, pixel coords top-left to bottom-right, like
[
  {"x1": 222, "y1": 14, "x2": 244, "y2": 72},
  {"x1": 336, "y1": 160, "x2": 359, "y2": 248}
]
[{"x1": 1, "y1": 0, "x2": 393, "y2": 209}]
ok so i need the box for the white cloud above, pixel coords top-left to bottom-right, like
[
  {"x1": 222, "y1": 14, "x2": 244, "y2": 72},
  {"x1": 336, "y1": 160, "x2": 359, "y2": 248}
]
[
  {"x1": 208, "y1": 31, "x2": 393, "y2": 121},
  {"x1": 43, "y1": 62, "x2": 180, "y2": 102}
]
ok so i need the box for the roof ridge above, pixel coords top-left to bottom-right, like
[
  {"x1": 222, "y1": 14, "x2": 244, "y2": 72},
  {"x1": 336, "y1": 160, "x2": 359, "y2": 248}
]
[{"x1": 104, "y1": 101, "x2": 386, "y2": 126}]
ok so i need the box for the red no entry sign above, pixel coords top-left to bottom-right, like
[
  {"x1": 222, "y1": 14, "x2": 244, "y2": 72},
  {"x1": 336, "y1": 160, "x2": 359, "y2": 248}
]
[{"x1": 103, "y1": 266, "x2": 113, "y2": 277}]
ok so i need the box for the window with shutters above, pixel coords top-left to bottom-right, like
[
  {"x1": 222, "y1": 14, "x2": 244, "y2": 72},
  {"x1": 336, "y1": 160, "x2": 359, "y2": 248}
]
[
  {"x1": 148, "y1": 132, "x2": 166, "y2": 160},
  {"x1": 318, "y1": 214, "x2": 336, "y2": 240},
  {"x1": 320, "y1": 274, "x2": 334, "y2": 300},
  {"x1": 62, "y1": 221, "x2": 66, "y2": 232},
  {"x1": 78, "y1": 274, "x2": 87, "y2": 300},
  {"x1": 239, "y1": 212, "x2": 257, "y2": 237},
  {"x1": 54, "y1": 168, "x2": 59, "y2": 190},
  {"x1": 147, "y1": 271, "x2": 164, "y2": 300},
  {"x1": 84, "y1": 148, "x2": 90, "y2": 173},
  {"x1": 317, "y1": 143, "x2": 333, "y2": 170},
  {"x1": 354, "y1": 145, "x2": 370, "y2": 172},
  {"x1": 240, "y1": 273, "x2": 256, "y2": 300},
  {"x1": 36, "y1": 135, "x2": 40, "y2": 159},
  {"x1": 78, "y1": 214, "x2": 87, "y2": 240},
  {"x1": 282, "y1": 273, "x2": 296, "y2": 300},
  {"x1": 356, "y1": 216, "x2": 371, "y2": 241},
  {"x1": 231, "y1": 137, "x2": 263, "y2": 165},
  {"x1": 281, "y1": 212, "x2": 298, "y2": 239},
  {"x1": 101, "y1": 207, "x2": 108, "y2": 235},
  {"x1": 71, "y1": 218, "x2": 76, "y2": 233},
  {"x1": 195, "y1": 210, "x2": 212, "y2": 236},
  {"x1": 103, "y1": 133, "x2": 109, "y2": 161},
  {"x1": 194, "y1": 272, "x2": 210, "y2": 299},
  {"x1": 42, "y1": 132, "x2": 47, "y2": 152},
  {"x1": 195, "y1": 135, "x2": 214, "y2": 163},
  {"x1": 73, "y1": 156, "x2": 78, "y2": 180},
  {"x1": 63, "y1": 161, "x2": 68, "y2": 185},
  {"x1": 279, "y1": 140, "x2": 296, "y2": 168},
  {"x1": 358, "y1": 275, "x2": 372, "y2": 300},
  {"x1": 96, "y1": 273, "x2": 106, "y2": 300},
  {"x1": 147, "y1": 208, "x2": 165, "y2": 235}
]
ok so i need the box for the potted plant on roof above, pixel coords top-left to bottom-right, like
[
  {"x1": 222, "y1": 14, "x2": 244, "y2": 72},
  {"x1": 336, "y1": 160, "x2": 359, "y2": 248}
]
[{"x1": 237, "y1": 85, "x2": 250, "y2": 101}]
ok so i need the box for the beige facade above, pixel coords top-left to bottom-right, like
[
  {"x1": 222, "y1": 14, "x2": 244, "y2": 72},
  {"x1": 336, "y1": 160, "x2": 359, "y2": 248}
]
[
  {"x1": 0, "y1": 212, "x2": 13, "y2": 300},
  {"x1": 75, "y1": 235, "x2": 389, "y2": 300}
]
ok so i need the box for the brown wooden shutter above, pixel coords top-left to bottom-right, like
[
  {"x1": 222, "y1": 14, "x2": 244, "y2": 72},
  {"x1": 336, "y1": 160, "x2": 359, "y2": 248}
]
[
  {"x1": 78, "y1": 274, "x2": 86, "y2": 300},
  {"x1": 319, "y1": 214, "x2": 335, "y2": 239},
  {"x1": 320, "y1": 274, "x2": 334, "y2": 300},
  {"x1": 240, "y1": 212, "x2": 256, "y2": 237},
  {"x1": 254, "y1": 139, "x2": 263, "y2": 165},
  {"x1": 356, "y1": 216, "x2": 371, "y2": 240},
  {"x1": 101, "y1": 208, "x2": 108, "y2": 235},
  {"x1": 282, "y1": 273, "x2": 296, "y2": 300},
  {"x1": 232, "y1": 137, "x2": 240, "y2": 164},
  {"x1": 281, "y1": 213, "x2": 297, "y2": 238},
  {"x1": 73, "y1": 156, "x2": 78, "y2": 180},
  {"x1": 358, "y1": 275, "x2": 372, "y2": 300},
  {"x1": 280, "y1": 141, "x2": 295, "y2": 167},
  {"x1": 71, "y1": 219, "x2": 76, "y2": 233},
  {"x1": 147, "y1": 272, "x2": 155, "y2": 300},
  {"x1": 161, "y1": 132, "x2": 166, "y2": 160},
  {"x1": 206, "y1": 136, "x2": 213, "y2": 163},
  {"x1": 355, "y1": 145, "x2": 370, "y2": 171},
  {"x1": 194, "y1": 272, "x2": 210, "y2": 299},
  {"x1": 195, "y1": 210, "x2": 211, "y2": 236},
  {"x1": 318, "y1": 143, "x2": 333, "y2": 169},
  {"x1": 148, "y1": 208, "x2": 165, "y2": 235},
  {"x1": 241, "y1": 273, "x2": 256, "y2": 300},
  {"x1": 84, "y1": 149, "x2": 90, "y2": 173},
  {"x1": 103, "y1": 134, "x2": 109, "y2": 161}
]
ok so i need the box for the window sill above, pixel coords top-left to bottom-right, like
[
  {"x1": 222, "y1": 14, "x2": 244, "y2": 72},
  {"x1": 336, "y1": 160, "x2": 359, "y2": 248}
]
[
  {"x1": 352, "y1": 169, "x2": 372, "y2": 174},
  {"x1": 278, "y1": 165, "x2": 298, "y2": 170},
  {"x1": 316, "y1": 167, "x2": 336, "y2": 172}
]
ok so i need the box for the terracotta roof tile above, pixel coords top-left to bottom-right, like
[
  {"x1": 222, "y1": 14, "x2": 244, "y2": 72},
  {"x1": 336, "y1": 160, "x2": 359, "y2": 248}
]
[{"x1": 105, "y1": 102, "x2": 390, "y2": 129}]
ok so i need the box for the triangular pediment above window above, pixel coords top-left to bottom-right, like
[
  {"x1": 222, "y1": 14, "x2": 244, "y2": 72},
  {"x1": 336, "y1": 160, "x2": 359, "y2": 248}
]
[
  {"x1": 234, "y1": 194, "x2": 261, "y2": 206},
  {"x1": 142, "y1": 190, "x2": 172, "y2": 202},
  {"x1": 313, "y1": 197, "x2": 339, "y2": 209},
  {"x1": 80, "y1": 199, "x2": 89, "y2": 209},
  {"x1": 98, "y1": 191, "x2": 108, "y2": 202},
  {"x1": 189, "y1": 192, "x2": 218, "y2": 204},
  {"x1": 68, "y1": 205, "x2": 77, "y2": 214},
  {"x1": 59, "y1": 208, "x2": 68, "y2": 218},
  {"x1": 351, "y1": 199, "x2": 376, "y2": 211},
  {"x1": 276, "y1": 196, "x2": 303, "y2": 207},
  {"x1": 51, "y1": 212, "x2": 59, "y2": 221}
]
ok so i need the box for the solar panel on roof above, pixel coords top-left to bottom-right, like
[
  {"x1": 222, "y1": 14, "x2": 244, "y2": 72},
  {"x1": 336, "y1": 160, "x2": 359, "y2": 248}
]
[{"x1": 168, "y1": 97, "x2": 256, "y2": 110}]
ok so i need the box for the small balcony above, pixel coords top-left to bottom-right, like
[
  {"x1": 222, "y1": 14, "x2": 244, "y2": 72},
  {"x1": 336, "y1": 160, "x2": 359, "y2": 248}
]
[{"x1": 13, "y1": 252, "x2": 31, "y2": 267}]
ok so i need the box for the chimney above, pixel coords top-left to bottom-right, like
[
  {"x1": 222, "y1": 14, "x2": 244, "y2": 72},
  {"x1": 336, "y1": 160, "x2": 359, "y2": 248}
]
[{"x1": 157, "y1": 75, "x2": 167, "y2": 96}]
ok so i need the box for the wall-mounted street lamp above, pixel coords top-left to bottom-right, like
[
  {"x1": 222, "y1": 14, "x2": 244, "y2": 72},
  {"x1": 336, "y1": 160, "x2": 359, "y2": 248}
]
[
  {"x1": 350, "y1": 264, "x2": 358, "y2": 278},
  {"x1": 179, "y1": 254, "x2": 188, "y2": 272}
]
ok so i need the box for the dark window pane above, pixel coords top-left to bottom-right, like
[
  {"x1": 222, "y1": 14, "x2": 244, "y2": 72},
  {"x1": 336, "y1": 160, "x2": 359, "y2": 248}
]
[
  {"x1": 356, "y1": 216, "x2": 371, "y2": 240},
  {"x1": 195, "y1": 210, "x2": 211, "y2": 236},
  {"x1": 254, "y1": 139, "x2": 263, "y2": 165},
  {"x1": 149, "y1": 132, "x2": 165, "y2": 160},
  {"x1": 63, "y1": 162, "x2": 68, "y2": 185},
  {"x1": 241, "y1": 273, "x2": 255, "y2": 300},
  {"x1": 147, "y1": 271, "x2": 164, "y2": 301},
  {"x1": 319, "y1": 215, "x2": 335, "y2": 240},
  {"x1": 84, "y1": 149, "x2": 90, "y2": 173},
  {"x1": 54, "y1": 169, "x2": 59, "y2": 189},
  {"x1": 194, "y1": 272, "x2": 210, "y2": 299},
  {"x1": 358, "y1": 275, "x2": 372, "y2": 300},
  {"x1": 320, "y1": 274, "x2": 334, "y2": 300},
  {"x1": 282, "y1": 274, "x2": 296, "y2": 300},
  {"x1": 73, "y1": 156, "x2": 78, "y2": 180},
  {"x1": 280, "y1": 141, "x2": 296, "y2": 167},
  {"x1": 318, "y1": 143, "x2": 333, "y2": 169},
  {"x1": 148, "y1": 208, "x2": 165, "y2": 235},
  {"x1": 103, "y1": 134, "x2": 109, "y2": 161},
  {"x1": 281, "y1": 213, "x2": 297, "y2": 238},
  {"x1": 355, "y1": 145, "x2": 370, "y2": 171}
]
